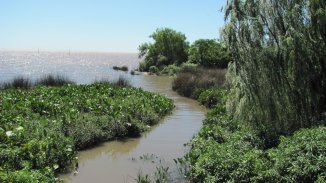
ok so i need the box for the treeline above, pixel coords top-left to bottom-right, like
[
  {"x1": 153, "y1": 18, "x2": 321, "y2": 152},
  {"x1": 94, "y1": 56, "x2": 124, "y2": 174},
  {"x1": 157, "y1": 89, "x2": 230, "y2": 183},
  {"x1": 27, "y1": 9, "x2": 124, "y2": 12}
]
[
  {"x1": 138, "y1": 28, "x2": 231, "y2": 74},
  {"x1": 182, "y1": 0, "x2": 326, "y2": 182}
]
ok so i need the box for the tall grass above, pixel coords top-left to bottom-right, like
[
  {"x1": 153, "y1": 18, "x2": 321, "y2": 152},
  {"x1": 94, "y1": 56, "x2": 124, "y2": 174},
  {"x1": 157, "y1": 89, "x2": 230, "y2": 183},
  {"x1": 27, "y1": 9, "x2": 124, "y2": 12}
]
[
  {"x1": 112, "y1": 76, "x2": 130, "y2": 87},
  {"x1": 1, "y1": 75, "x2": 75, "y2": 90},
  {"x1": 1, "y1": 77, "x2": 32, "y2": 90},
  {"x1": 35, "y1": 75, "x2": 75, "y2": 87}
]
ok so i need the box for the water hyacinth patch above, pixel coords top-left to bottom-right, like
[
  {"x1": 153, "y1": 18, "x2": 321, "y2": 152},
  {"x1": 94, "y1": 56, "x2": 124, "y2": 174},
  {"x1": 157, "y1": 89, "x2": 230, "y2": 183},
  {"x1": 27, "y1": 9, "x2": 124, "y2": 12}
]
[{"x1": 0, "y1": 82, "x2": 174, "y2": 182}]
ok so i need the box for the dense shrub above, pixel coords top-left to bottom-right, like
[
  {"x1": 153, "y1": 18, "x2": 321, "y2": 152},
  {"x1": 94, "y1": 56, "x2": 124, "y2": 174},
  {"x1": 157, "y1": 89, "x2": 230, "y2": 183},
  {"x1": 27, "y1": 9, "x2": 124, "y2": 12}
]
[
  {"x1": 185, "y1": 87, "x2": 326, "y2": 183},
  {"x1": 138, "y1": 28, "x2": 189, "y2": 72},
  {"x1": 267, "y1": 127, "x2": 326, "y2": 183},
  {"x1": 188, "y1": 39, "x2": 230, "y2": 68},
  {"x1": 198, "y1": 88, "x2": 226, "y2": 108},
  {"x1": 160, "y1": 64, "x2": 181, "y2": 75},
  {"x1": 172, "y1": 68, "x2": 226, "y2": 98},
  {"x1": 149, "y1": 66, "x2": 159, "y2": 74},
  {"x1": 184, "y1": 92, "x2": 268, "y2": 182}
]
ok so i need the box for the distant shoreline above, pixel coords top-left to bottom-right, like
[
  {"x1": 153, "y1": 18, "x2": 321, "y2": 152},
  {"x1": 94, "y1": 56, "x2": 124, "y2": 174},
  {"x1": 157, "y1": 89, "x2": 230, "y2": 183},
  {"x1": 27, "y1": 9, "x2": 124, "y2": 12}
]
[{"x1": 0, "y1": 49, "x2": 138, "y2": 55}]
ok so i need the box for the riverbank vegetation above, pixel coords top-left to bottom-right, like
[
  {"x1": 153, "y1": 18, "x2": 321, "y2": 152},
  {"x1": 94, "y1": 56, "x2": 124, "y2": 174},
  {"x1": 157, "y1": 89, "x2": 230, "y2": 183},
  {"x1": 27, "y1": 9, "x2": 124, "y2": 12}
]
[
  {"x1": 181, "y1": 0, "x2": 326, "y2": 182},
  {"x1": 172, "y1": 67, "x2": 226, "y2": 103},
  {"x1": 138, "y1": 28, "x2": 231, "y2": 75},
  {"x1": 0, "y1": 76, "x2": 174, "y2": 182}
]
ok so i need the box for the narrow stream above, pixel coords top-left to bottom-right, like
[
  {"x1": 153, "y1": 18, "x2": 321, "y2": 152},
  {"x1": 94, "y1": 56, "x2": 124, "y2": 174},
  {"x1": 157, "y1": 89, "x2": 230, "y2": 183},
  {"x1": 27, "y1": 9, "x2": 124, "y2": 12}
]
[{"x1": 61, "y1": 75, "x2": 207, "y2": 183}]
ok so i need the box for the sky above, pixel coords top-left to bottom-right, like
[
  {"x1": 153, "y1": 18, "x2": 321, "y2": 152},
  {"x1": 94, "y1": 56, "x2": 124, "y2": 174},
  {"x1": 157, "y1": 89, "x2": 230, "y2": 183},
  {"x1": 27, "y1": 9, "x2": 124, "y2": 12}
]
[{"x1": 0, "y1": 0, "x2": 226, "y2": 53}]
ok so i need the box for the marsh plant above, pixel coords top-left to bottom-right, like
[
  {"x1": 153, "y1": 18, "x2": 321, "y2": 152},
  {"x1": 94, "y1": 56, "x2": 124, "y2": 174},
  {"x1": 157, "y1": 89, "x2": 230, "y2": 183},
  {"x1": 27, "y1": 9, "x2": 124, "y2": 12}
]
[
  {"x1": 0, "y1": 77, "x2": 32, "y2": 90},
  {"x1": 0, "y1": 79, "x2": 173, "y2": 182}
]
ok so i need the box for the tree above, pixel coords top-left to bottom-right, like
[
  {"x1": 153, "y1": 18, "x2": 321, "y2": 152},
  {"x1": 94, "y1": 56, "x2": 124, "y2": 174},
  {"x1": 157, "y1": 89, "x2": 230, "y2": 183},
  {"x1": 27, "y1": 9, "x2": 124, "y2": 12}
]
[
  {"x1": 138, "y1": 28, "x2": 189, "y2": 71},
  {"x1": 222, "y1": 0, "x2": 326, "y2": 146},
  {"x1": 188, "y1": 39, "x2": 230, "y2": 68}
]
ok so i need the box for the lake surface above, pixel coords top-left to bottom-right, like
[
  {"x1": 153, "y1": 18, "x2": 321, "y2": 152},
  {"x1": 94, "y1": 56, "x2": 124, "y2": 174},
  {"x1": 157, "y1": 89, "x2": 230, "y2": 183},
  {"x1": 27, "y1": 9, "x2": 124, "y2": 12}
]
[{"x1": 0, "y1": 51, "x2": 207, "y2": 183}]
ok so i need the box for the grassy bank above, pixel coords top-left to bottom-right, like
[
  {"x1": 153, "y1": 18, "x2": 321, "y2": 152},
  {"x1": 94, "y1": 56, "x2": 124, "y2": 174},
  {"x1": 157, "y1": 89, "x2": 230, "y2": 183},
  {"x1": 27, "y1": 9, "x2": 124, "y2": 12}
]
[
  {"x1": 183, "y1": 89, "x2": 326, "y2": 182},
  {"x1": 171, "y1": 67, "x2": 326, "y2": 182},
  {"x1": 0, "y1": 79, "x2": 174, "y2": 182}
]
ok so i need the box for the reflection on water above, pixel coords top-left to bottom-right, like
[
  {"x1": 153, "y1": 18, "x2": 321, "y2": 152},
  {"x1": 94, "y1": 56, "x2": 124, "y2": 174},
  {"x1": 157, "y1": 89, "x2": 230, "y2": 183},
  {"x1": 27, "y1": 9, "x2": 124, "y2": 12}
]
[
  {"x1": 0, "y1": 51, "x2": 207, "y2": 183},
  {"x1": 0, "y1": 51, "x2": 140, "y2": 84}
]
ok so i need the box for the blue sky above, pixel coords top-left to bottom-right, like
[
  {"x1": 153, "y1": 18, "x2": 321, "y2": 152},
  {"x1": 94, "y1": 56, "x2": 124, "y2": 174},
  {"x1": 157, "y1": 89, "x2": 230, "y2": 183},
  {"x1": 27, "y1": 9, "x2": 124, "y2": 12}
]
[{"x1": 0, "y1": 0, "x2": 226, "y2": 53}]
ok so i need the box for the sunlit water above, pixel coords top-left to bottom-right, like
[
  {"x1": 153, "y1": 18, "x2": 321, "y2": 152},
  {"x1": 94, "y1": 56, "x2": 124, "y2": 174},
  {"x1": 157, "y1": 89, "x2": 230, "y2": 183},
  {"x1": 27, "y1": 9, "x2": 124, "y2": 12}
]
[{"x1": 0, "y1": 51, "x2": 207, "y2": 183}]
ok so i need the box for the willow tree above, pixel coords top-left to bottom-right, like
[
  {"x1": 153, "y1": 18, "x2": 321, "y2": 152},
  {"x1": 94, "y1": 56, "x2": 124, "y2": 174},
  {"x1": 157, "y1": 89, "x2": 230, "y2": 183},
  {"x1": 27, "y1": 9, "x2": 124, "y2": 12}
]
[{"x1": 222, "y1": 0, "x2": 326, "y2": 146}]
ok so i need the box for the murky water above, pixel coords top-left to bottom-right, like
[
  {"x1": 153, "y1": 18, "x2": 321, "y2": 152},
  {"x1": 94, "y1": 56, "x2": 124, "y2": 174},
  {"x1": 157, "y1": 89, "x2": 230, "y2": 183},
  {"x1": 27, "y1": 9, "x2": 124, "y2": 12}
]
[{"x1": 0, "y1": 51, "x2": 207, "y2": 183}]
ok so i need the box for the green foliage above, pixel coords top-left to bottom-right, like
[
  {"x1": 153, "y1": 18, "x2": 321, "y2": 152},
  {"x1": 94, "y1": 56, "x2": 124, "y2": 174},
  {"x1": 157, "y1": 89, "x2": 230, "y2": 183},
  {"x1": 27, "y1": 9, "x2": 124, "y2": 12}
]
[
  {"x1": 0, "y1": 83, "x2": 174, "y2": 181},
  {"x1": 267, "y1": 127, "x2": 326, "y2": 183},
  {"x1": 188, "y1": 39, "x2": 230, "y2": 68},
  {"x1": 184, "y1": 90, "x2": 269, "y2": 182},
  {"x1": 149, "y1": 66, "x2": 159, "y2": 74},
  {"x1": 198, "y1": 88, "x2": 227, "y2": 108},
  {"x1": 160, "y1": 64, "x2": 181, "y2": 76},
  {"x1": 184, "y1": 88, "x2": 326, "y2": 183},
  {"x1": 138, "y1": 28, "x2": 189, "y2": 71},
  {"x1": 223, "y1": 0, "x2": 326, "y2": 146}
]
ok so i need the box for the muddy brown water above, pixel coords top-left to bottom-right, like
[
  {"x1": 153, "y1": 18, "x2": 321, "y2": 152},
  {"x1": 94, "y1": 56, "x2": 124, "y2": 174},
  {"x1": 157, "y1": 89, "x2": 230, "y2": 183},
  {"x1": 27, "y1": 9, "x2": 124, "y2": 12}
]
[
  {"x1": 0, "y1": 51, "x2": 207, "y2": 183},
  {"x1": 61, "y1": 75, "x2": 207, "y2": 183}
]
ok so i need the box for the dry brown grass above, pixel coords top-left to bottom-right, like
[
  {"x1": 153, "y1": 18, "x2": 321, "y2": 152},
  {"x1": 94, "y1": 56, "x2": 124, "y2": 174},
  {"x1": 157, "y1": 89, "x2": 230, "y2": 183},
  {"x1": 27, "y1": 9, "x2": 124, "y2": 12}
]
[{"x1": 172, "y1": 67, "x2": 226, "y2": 98}]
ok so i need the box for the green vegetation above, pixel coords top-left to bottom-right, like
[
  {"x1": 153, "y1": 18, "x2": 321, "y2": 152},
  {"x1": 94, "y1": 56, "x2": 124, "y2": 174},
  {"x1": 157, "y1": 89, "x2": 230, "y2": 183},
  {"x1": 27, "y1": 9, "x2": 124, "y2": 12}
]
[
  {"x1": 183, "y1": 89, "x2": 326, "y2": 183},
  {"x1": 223, "y1": 0, "x2": 326, "y2": 146},
  {"x1": 181, "y1": 0, "x2": 326, "y2": 182},
  {"x1": 0, "y1": 79, "x2": 174, "y2": 182},
  {"x1": 138, "y1": 28, "x2": 230, "y2": 75},
  {"x1": 138, "y1": 28, "x2": 189, "y2": 73},
  {"x1": 188, "y1": 39, "x2": 230, "y2": 68},
  {"x1": 172, "y1": 67, "x2": 226, "y2": 103}
]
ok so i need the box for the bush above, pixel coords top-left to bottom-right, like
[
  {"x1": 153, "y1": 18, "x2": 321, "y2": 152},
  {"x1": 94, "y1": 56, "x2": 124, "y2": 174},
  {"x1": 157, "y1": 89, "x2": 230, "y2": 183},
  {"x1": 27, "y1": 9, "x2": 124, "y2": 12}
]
[
  {"x1": 138, "y1": 28, "x2": 189, "y2": 72},
  {"x1": 180, "y1": 63, "x2": 198, "y2": 71},
  {"x1": 172, "y1": 68, "x2": 226, "y2": 99},
  {"x1": 172, "y1": 73, "x2": 196, "y2": 97},
  {"x1": 160, "y1": 64, "x2": 181, "y2": 75},
  {"x1": 185, "y1": 117, "x2": 267, "y2": 183},
  {"x1": 188, "y1": 39, "x2": 230, "y2": 68},
  {"x1": 138, "y1": 61, "x2": 148, "y2": 72},
  {"x1": 267, "y1": 127, "x2": 326, "y2": 183},
  {"x1": 198, "y1": 88, "x2": 226, "y2": 108},
  {"x1": 184, "y1": 86, "x2": 326, "y2": 183},
  {"x1": 149, "y1": 66, "x2": 159, "y2": 74}
]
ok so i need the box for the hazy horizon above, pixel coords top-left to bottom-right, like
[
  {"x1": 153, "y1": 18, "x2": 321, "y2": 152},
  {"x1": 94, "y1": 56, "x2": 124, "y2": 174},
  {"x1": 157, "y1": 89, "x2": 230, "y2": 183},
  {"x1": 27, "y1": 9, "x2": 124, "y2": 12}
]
[{"x1": 0, "y1": 0, "x2": 226, "y2": 53}]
